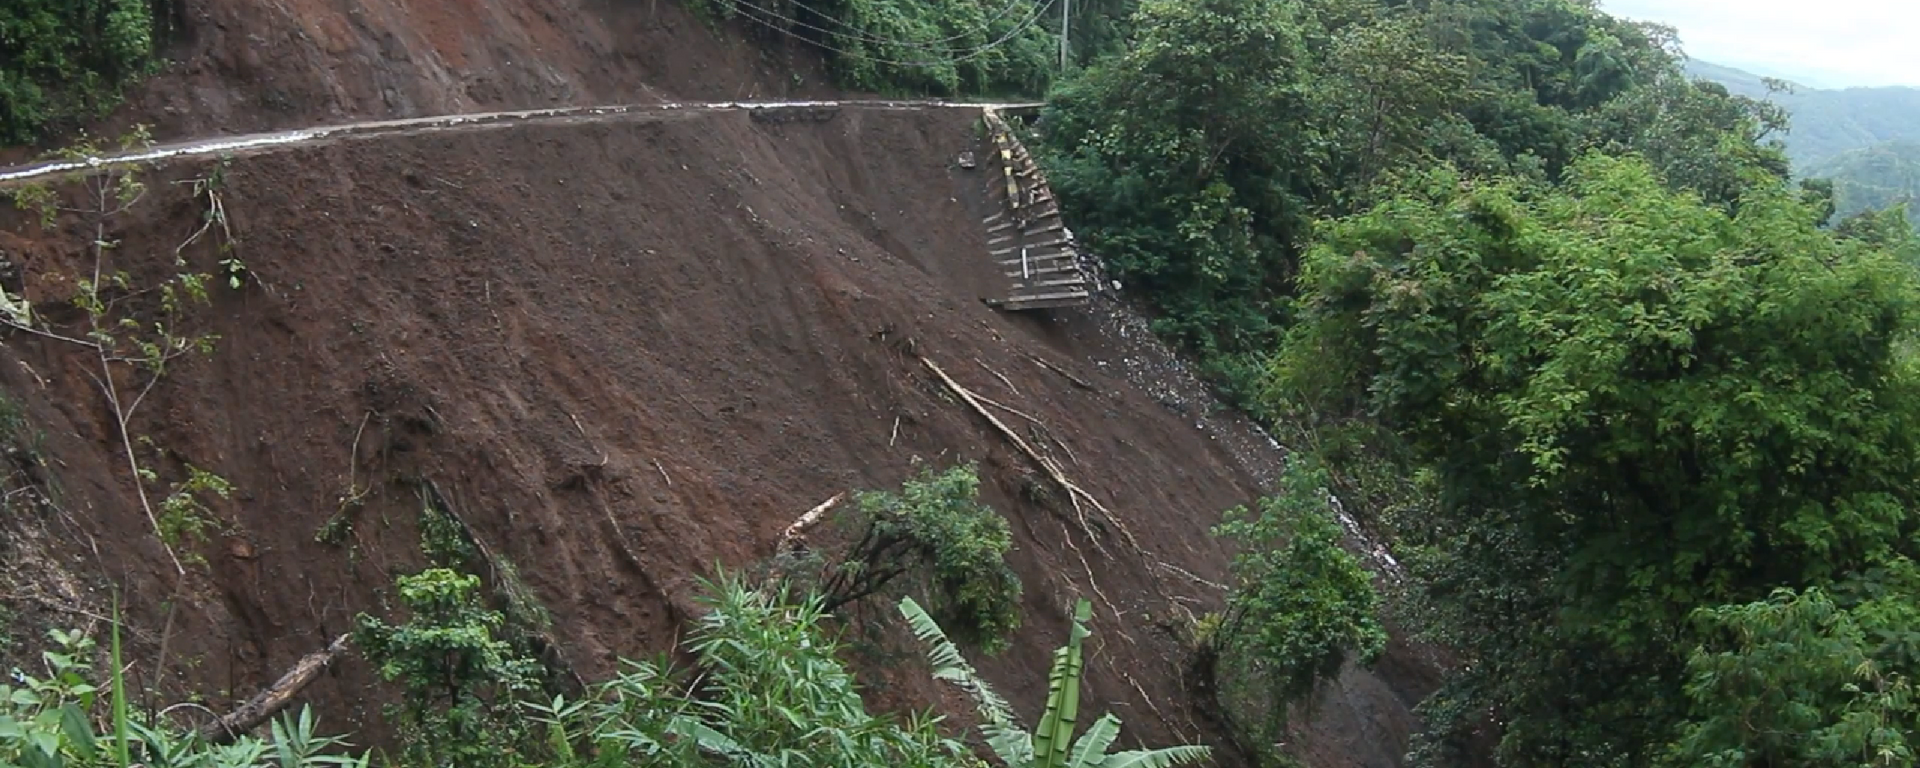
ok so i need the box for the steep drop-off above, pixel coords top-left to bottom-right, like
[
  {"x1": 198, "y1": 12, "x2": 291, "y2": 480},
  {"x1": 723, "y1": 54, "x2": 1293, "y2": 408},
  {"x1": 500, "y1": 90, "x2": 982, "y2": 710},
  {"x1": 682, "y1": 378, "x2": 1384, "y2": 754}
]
[
  {"x1": 1, "y1": 0, "x2": 1443, "y2": 761},
  {"x1": 0, "y1": 105, "x2": 1432, "y2": 766}
]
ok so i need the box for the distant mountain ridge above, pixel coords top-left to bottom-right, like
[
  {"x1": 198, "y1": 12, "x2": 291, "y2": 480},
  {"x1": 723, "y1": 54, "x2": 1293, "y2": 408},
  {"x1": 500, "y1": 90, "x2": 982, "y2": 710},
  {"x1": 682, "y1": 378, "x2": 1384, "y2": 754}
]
[
  {"x1": 1687, "y1": 60, "x2": 1920, "y2": 224},
  {"x1": 1684, "y1": 59, "x2": 1920, "y2": 167}
]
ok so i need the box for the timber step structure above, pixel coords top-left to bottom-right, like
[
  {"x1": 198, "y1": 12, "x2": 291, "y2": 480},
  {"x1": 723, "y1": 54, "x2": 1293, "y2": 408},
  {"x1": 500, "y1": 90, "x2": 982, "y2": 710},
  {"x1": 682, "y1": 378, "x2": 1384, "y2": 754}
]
[{"x1": 975, "y1": 108, "x2": 1092, "y2": 311}]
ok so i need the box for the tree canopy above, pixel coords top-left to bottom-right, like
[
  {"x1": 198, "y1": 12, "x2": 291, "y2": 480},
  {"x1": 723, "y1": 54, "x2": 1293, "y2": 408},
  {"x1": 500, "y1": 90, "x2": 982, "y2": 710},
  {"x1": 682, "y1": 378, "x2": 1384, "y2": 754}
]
[{"x1": 1275, "y1": 152, "x2": 1920, "y2": 764}]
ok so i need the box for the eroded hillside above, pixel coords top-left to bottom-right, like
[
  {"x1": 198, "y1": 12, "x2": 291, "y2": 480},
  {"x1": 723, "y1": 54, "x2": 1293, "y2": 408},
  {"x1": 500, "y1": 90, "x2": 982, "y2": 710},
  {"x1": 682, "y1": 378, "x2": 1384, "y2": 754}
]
[
  {"x1": 0, "y1": 104, "x2": 1433, "y2": 766},
  {"x1": 0, "y1": 0, "x2": 1444, "y2": 764}
]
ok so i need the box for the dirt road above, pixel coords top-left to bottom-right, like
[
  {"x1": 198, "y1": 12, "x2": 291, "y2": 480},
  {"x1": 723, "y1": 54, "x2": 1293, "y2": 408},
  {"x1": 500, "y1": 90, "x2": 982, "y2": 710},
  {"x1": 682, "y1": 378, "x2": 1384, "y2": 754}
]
[{"x1": 0, "y1": 99, "x2": 1041, "y2": 185}]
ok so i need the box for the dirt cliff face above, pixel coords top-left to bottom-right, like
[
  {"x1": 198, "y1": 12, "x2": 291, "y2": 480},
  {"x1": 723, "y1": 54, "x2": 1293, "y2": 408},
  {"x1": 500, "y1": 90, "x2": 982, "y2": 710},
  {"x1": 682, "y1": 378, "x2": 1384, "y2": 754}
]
[
  {"x1": 0, "y1": 106, "x2": 1233, "y2": 751},
  {"x1": 0, "y1": 3, "x2": 1440, "y2": 766}
]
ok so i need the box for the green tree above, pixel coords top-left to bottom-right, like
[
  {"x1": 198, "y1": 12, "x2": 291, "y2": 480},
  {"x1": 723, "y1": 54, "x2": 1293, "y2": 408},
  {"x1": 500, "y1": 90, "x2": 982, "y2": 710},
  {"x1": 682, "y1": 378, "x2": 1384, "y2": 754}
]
[
  {"x1": 1204, "y1": 458, "x2": 1385, "y2": 762},
  {"x1": 1667, "y1": 582, "x2": 1920, "y2": 767},
  {"x1": 1584, "y1": 74, "x2": 1793, "y2": 207},
  {"x1": 1041, "y1": 0, "x2": 1314, "y2": 399},
  {"x1": 355, "y1": 568, "x2": 541, "y2": 768},
  {"x1": 1308, "y1": 10, "x2": 1472, "y2": 206},
  {"x1": 697, "y1": 0, "x2": 1053, "y2": 96},
  {"x1": 1808, "y1": 140, "x2": 1920, "y2": 229},
  {"x1": 1, "y1": 0, "x2": 158, "y2": 144},
  {"x1": 1277, "y1": 153, "x2": 1920, "y2": 763},
  {"x1": 807, "y1": 462, "x2": 1023, "y2": 653},
  {"x1": 1833, "y1": 202, "x2": 1920, "y2": 265}
]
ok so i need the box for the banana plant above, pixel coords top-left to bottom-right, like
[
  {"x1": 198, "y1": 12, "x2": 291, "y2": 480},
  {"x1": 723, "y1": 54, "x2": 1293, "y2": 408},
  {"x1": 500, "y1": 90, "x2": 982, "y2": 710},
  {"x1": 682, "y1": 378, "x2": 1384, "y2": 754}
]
[{"x1": 899, "y1": 596, "x2": 1212, "y2": 768}]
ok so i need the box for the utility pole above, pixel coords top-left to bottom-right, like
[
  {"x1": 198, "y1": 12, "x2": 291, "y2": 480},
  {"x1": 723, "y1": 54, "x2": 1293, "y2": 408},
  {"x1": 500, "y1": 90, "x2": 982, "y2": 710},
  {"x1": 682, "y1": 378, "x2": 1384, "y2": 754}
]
[{"x1": 1058, "y1": 0, "x2": 1070, "y2": 70}]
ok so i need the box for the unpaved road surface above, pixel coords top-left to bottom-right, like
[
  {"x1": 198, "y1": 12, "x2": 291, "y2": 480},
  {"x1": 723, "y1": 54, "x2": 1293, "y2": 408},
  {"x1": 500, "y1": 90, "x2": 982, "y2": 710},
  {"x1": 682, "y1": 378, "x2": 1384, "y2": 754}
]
[{"x1": 0, "y1": 99, "x2": 1040, "y2": 184}]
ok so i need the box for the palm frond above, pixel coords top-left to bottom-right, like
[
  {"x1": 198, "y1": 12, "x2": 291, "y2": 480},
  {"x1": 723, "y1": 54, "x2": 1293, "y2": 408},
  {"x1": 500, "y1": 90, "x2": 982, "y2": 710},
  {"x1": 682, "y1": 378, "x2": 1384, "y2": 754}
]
[
  {"x1": 1096, "y1": 745, "x2": 1214, "y2": 768},
  {"x1": 899, "y1": 596, "x2": 1019, "y2": 727},
  {"x1": 1068, "y1": 713, "x2": 1122, "y2": 768},
  {"x1": 982, "y1": 721, "x2": 1037, "y2": 766}
]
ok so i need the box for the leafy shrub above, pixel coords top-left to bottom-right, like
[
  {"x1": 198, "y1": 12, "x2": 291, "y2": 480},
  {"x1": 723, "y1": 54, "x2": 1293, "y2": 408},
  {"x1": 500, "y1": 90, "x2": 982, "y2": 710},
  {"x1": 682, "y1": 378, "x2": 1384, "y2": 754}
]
[
  {"x1": 0, "y1": 617, "x2": 367, "y2": 766},
  {"x1": 354, "y1": 568, "x2": 540, "y2": 768},
  {"x1": 530, "y1": 573, "x2": 979, "y2": 768},
  {"x1": 1203, "y1": 458, "x2": 1385, "y2": 761},
  {"x1": 693, "y1": 0, "x2": 1053, "y2": 96},
  {"x1": 814, "y1": 462, "x2": 1023, "y2": 653},
  {"x1": 1667, "y1": 582, "x2": 1920, "y2": 767},
  {"x1": 1, "y1": 0, "x2": 160, "y2": 145}
]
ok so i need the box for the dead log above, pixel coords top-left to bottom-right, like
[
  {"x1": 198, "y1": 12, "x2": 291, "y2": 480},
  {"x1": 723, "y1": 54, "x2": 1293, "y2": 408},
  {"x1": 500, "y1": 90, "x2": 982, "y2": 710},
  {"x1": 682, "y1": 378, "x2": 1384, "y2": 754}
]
[
  {"x1": 920, "y1": 356, "x2": 1143, "y2": 555},
  {"x1": 780, "y1": 492, "x2": 846, "y2": 554},
  {"x1": 196, "y1": 633, "x2": 351, "y2": 744},
  {"x1": 1028, "y1": 354, "x2": 1096, "y2": 391}
]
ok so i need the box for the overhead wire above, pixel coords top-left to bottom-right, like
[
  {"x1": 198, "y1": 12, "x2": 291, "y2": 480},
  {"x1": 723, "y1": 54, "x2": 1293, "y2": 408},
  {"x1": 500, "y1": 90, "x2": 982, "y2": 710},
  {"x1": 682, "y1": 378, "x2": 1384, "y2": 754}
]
[
  {"x1": 711, "y1": 0, "x2": 1048, "y2": 60},
  {"x1": 707, "y1": 0, "x2": 1057, "y2": 66},
  {"x1": 746, "y1": 0, "x2": 1038, "y2": 48}
]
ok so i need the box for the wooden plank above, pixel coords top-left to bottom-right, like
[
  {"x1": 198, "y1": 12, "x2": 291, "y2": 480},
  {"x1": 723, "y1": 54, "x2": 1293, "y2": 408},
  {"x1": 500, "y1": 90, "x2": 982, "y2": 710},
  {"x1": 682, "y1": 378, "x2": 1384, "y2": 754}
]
[
  {"x1": 1009, "y1": 235, "x2": 1071, "y2": 251},
  {"x1": 1008, "y1": 276, "x2": 1091, "y2": 291},
  {"x1": 993, "y1": 228, "x2": 1066, "y2": 247},
  {"x1": 991, "y1": 241, "x2": 1067, "y2": 256},
  {"x1": 1003, "y1": 264, "x2": 1083, "y2": 278},
  {"x1": 996, "y1": 254, "x2": 1074, "y2": 268},
  {"x1": 1001, "y1": 298, "x2": 1090, "y2": 311},
  {"x1": 1005, "y1": 288, "x2": 1091, "y2": 303},
  {"x1": 1023, "y1": 220, "x2": 1067, "y2": 237},
  {"x1": 998, "y1": 291, "x2": 1091, "y2": 311},
  {"x1": 992, "y1": 242, "x2": 1068, "y2": 258}
]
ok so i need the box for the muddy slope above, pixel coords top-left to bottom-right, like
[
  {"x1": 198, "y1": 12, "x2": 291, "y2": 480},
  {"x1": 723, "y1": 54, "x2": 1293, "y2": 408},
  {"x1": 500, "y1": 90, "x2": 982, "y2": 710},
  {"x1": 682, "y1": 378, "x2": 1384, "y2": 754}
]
[{"x1": 0, "y1": 108, "x2": 1430, "y2": 765}]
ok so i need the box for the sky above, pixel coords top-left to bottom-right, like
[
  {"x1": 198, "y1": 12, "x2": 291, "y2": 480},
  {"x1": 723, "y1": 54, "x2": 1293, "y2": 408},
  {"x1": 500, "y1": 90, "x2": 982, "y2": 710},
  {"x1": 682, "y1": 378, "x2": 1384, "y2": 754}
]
[{"x1": 1601, "y1": 0, "x2": 1918, "y2": 88}]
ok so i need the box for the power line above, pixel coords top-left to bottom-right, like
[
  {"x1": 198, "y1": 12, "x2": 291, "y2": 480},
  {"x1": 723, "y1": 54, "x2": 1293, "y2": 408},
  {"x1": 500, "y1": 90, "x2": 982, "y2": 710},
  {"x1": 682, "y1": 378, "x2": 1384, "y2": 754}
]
[
  {"x1": 711, "y1": 0, "x2": 1048, "y2": 60},
  {"x1": 736, "y1": 0, "x2": 1038, "y2": 49},
  {"x1": 707, "y1": 0, "x2": 1057, "y2": 67}
]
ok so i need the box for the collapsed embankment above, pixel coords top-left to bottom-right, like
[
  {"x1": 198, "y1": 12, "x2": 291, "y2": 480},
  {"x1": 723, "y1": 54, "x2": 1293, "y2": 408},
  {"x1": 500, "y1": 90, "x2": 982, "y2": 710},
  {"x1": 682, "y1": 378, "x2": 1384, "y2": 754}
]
[{"x1": 0, "y1": 107, "x2": 1430, "y2": 766}]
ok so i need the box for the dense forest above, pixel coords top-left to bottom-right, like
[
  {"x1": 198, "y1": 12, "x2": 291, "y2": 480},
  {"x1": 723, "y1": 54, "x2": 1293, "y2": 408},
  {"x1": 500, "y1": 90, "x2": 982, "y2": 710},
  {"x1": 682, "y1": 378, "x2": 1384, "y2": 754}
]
[
  {"x1": 8, "y1": 0, "x2": 1920, "y2": 766},
  {"x1": 1031, "y1": 0, "x2": 1920, "y2": 763}
]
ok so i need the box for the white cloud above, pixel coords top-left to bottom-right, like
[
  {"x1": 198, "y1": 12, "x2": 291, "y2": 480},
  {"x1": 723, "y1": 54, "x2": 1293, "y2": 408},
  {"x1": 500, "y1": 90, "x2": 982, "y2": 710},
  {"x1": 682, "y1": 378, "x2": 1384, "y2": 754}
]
[{"x1": 1601, "y1": 0, "x2": 1917, "y2": 88}]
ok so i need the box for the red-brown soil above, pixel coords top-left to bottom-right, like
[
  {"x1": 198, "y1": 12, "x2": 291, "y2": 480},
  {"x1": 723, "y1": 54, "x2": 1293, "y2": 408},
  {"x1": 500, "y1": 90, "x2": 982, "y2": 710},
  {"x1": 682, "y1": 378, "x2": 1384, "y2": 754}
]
[{"x1": 0, "y1": 106, "x2": 1433, "y2": 766}]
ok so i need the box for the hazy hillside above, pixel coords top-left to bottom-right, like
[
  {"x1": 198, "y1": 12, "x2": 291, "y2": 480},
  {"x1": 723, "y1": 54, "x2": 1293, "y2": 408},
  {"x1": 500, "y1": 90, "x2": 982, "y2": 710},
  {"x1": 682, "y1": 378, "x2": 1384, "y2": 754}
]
[
  {"x1": 1807, "y1": 140, "x2": 1920, "y2": 223},
  {"x1": 1687, "y1": 60, "x2": 1920, "y2": 224},
  {"x1": 1686, "y1": 59, "x2": 1920, "y2": 167}
]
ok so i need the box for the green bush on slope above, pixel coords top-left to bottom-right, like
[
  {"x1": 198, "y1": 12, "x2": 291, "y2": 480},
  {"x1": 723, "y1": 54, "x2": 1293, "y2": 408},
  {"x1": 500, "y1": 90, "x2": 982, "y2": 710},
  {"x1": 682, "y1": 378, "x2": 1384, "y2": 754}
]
[{"x1": 1, "y1": 0, "x2": 160, "y2": 145}]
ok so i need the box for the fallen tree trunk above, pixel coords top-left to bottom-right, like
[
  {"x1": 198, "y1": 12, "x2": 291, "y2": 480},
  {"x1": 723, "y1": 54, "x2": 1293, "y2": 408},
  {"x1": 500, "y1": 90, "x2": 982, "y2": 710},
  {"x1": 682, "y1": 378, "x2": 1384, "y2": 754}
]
[
  {"x1": 196, "y1": 633, "x2": 351, "y2": 744},
  {"x1": 780, "y1": 492, "x2": 846, "y2": 554}
]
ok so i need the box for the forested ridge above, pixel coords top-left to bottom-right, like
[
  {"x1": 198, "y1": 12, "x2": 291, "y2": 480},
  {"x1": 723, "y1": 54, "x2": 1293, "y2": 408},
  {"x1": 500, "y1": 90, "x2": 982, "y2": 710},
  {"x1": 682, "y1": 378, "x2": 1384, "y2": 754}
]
[
  {"x1": 1027, "y1": 0, "x2": 1920, "y2": 762},
  {"x1": 8, "y1": 0, "x2": 1920, "y2": 766},
  {"x1": 1686, "y1": 60, "x2": 1920, "y2": 227}
]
